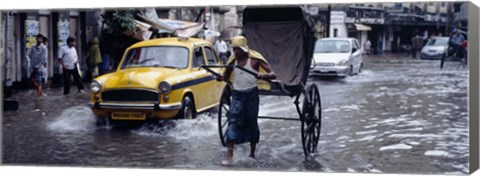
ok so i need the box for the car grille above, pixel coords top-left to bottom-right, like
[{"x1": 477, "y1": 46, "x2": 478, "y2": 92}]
[
  {"x1": 102, "y1": 89, "x2": 159, "y2": 102},
  {"x1": 317, "y1": 62, "x2": 335, "y2": 66}
]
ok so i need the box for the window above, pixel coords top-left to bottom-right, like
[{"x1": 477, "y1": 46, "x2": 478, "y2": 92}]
[
  {"x1": 315, "y1": 40, "x2": 351, "y2": 53},
  {"x1": 334, "y1": 28, "x2": 338, "y2": 38},
  {"x1": 121, "y1": 46, "x2": 189, "y2": 69},
  {"x1": 193, "y1": 47, "x2": 206, "y2": 67},
  {"x1": 353, "y1": 40, "x2": 360, "y2": 50},
  {"x1": 203, "y1": 46, "x2": 218, "y2": 65}
]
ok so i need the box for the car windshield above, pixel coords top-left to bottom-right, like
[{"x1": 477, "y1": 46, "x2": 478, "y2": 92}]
[
  {"x1": 121, "y1": 46, "x2": 189, "y2": 69},
  {"x1": 315, "y1": 40, "x2": 350, "y2": 53},
  {"x1": 427, "y1": 38, "x2": 449, "y2": 46}
]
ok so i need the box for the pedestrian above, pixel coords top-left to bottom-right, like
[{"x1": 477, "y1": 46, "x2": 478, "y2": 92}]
[
  {"x1": 27, "y1": 34, "x2": 48, "y2": 97},
  {"x1": 58, "y1": 37, "x2": 85, "y2": 95},
  {"x1": 422, "y1": 30, "x2": 428, "y2": 47},
  {"x1": 450, "y1": 29, "x2": 466, "y2": 60},
  {"x1": 364, "y1": 39, "x2": 371, "y2": 55},
  {"x1": 215, "y1": 37, "x2": 229, "y2": 64},
  {"x1": 411, "y1": 33, "x2": 423, "y2": 59},
  {"x1": 42, "y1": 36, "x2": 49, "y2": 88},
  {"x1": 216, "y1": 35, "x2": 277, "y2": 166},
  {"x1": 88, "y1": 37, "x2": 102, "y2": 80}
]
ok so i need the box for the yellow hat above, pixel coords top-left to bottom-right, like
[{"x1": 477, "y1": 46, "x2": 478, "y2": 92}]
[{"x1": 231, "y1": 36, "x2": 249, "y2": 52}]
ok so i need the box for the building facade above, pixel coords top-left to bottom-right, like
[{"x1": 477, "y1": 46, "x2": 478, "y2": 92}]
[
  {"x1": 1, "y1": 10, "x2": 101, "y2": 96},
  {"x1": 309, "y1": 2, "x2": 462, "y2": 54}
]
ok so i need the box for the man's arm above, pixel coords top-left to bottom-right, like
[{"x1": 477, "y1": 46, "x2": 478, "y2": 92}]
[
  {"x1": 217, "y1": 62, "x2": 234, "y2": 82},
  {"x1": 58, "y1": 47, "x2": 65, "y2": 68},
  {"x1": 257, "y1": 60, "x2": 277, "y2": 80}
]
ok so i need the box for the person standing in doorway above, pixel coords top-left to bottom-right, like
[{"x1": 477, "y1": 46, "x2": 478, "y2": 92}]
[
  {"x1": 88, "y1": 37, "x2": 102, "y2": 80},
  {"x1": 27, "y1": 34, "x2": 48, "y2": 97},
  {"x1": 58, "y1": 37, "x2": 85, "y2": 95},
  {"x1": 364, "y1": 39, "x2": 372, "y2": 55},
  {"x1": 216, "y1": 36, "x2": 277, "y2": 166}
]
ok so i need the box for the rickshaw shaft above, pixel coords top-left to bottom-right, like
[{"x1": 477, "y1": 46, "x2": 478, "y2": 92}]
[{"x1": 258, "y1": 116, "x2": 299, "y2": 121}]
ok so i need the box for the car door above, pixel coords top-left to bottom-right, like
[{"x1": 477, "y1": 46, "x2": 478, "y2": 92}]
[
  {"x1": 355, "y1": 39, "x2": 363, "y2": 72},
  {"x1": 191, "y1": 46, "x2": 211, "y2": 111},
  {"x1": 351, "y1": 40, "x2": 361, "y2": 73},
  {"x1": 203, "y1": 45, "x2": 223, "y2": 107}
]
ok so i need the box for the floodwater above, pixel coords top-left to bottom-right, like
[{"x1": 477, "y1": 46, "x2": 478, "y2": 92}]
[{"x1": 2, "y1": 53, "x2": 469, "y2": 174}]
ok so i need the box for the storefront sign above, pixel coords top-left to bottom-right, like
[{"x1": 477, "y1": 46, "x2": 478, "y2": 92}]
[
  {"x1": 330, "y1": 11, "x2": 345, "y2": 24},
  {"x1": 345, "y1": 17, "x2": 384, "y2": 24},
  {"x1": 58, "y1": 19, "x2": 69, "y2": 47},
  {"x1": 25, "y1": 19, "x2": 39, "y2": 49}
]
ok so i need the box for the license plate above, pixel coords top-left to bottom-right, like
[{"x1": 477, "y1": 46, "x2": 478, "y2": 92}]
[{"x1": 112, "y1": 112, "x2": 146, "y2": 120}]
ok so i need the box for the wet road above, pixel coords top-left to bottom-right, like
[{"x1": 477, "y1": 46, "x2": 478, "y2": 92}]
[{"x1": 2, "y1": 53, "x2": 468, "y2": 174}]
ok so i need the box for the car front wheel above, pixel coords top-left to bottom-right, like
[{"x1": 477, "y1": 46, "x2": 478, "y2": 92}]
[
  {"x1": 348, "y1": 66, "x2": 354, "y2": 76},
  {"x1": 180, "y1": 96, "x2": 196, "y2": 119}
]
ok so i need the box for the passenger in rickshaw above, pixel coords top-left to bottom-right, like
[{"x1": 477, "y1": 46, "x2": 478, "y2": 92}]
[
  {"x1": 217, "y1": 36, "x2": 277, "y2": 165},
  {"x1": 449, "y1": 29, "x2": 467, "y2": 60}
]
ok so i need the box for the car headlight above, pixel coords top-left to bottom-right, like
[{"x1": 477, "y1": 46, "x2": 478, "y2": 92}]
[
  {"x1": 90, "y1": 81, "x2": 102, "y2": 94},
  {"x1": 158, "y1": 81, "x2": 171, "y2": 94},
  {"x1": 338, "y1": 60, "x2": 348, "y2": 66}
]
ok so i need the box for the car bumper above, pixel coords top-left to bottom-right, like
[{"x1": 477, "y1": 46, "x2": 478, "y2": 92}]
[
  {"x1": 421, "y1": 53, "x2": 444, "y2": 59},
  {"x1": 89, "y1": 102, "x2": 182, "y2": 119},
  {"x1": 310, "y1": 66, "x2": 349, "y2": 76},
  {"x1": 89, "y1": 102, "x2": 182, "y2": 110}
]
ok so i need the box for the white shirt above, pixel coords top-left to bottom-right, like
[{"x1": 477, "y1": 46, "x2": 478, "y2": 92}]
[
  {"x1": 58, "y1": 46, "x2": 78, "y2": 70},
  {"x1": 215, "y1": 40, "x2": 228, "y2": 53}
]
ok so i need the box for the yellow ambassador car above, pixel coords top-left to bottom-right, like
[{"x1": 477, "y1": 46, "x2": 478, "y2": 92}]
[{"x1": 89, "y1": 37, "x2": 225, "y2": 123}]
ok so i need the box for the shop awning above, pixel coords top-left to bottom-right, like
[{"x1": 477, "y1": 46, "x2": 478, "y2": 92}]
[
  {"x1": 354, "y1": 23, "x2": 371, "y2": 31},
  {"x1": 139, "y1": 15, "x2": 205, "y2": 38}
]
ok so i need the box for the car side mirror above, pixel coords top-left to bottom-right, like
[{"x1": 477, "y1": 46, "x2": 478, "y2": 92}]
[{"x1": 352, "y1": 48, "x2": 357, "y2": 53}]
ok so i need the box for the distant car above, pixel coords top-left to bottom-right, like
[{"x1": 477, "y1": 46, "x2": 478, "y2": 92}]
[
  {"x1": 89, "y1": 37, "x2": 226, "y2": 124},
  {"x1": 310, "y1": 38, "x2": 363, "y2": 77},
  {"x1": 421, "y1": 37, "x2": 449, "y2": 60}
]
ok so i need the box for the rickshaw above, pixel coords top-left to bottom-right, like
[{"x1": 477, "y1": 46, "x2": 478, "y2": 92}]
[{"x1": 202, "y1": 6, "x2": 321, "y2": 158}]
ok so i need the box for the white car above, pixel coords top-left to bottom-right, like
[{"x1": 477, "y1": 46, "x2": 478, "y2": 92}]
[
  {"x1": 310, "y1": 38, "x2": 363, "y2": 77},
  {"x1": 420, "y1": 37, "x2": 449, "y2": 60}
]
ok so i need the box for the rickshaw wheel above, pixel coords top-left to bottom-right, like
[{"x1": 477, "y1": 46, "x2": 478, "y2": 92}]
[
  {"x1": 218, "y1": 86, "x2": 231, "y2": 147},
  {"x1": 301, "y1": 83, "x2": 322, "y2": 157}
]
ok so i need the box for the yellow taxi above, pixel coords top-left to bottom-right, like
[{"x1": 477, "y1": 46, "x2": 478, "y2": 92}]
[{"x1": 89, "y1": 37, "x2": 225, "y2": 123}]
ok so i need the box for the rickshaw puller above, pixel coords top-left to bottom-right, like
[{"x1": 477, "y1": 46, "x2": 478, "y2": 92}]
[{"x1": 217, "y1": 36, "x2": 277, "y2": 166}]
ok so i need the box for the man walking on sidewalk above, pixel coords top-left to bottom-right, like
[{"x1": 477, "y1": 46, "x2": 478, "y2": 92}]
[{"x1": 58, "y1": 37, "x2": 85, "y2": 95}]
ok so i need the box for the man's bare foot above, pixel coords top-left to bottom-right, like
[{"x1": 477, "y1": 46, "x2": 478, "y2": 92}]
[{"x1": 221, "y1": 159, "x2": 233, "y2": 166}]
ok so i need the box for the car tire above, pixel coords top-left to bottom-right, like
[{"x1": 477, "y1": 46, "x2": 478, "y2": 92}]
[
  {"x1": 180, "y1": 96, "x2": 196, "y2": 119},
  {"x1": 95, "y1": 116, "x2": 111, "y2": 127},
  {"x1": 348, "y1": 66, "x2": 354, "y2": 76}
]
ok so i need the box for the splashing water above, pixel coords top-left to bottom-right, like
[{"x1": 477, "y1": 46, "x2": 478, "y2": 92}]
[
  {"x1": 132, "y1": 114, "x2": 218, "y2": 140},
  {"x1": 167, "y1": 114, "x2": 218, "y2": 139},
  {"x1": 47, "y1": 106, "x2": 97, "y2": 132}
]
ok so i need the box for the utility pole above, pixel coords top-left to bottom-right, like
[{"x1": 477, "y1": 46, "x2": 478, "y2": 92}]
[
  {"x1": 445, "y1": 2, "x2": 451, "y2": 36},
  {"x1": 327, "y1": 5, "x2": 331, "y2": 37}
]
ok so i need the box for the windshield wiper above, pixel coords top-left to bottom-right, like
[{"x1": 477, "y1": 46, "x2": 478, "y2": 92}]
[{"x1": 139, "y1": 58, "x2": 155, "y2": 64}]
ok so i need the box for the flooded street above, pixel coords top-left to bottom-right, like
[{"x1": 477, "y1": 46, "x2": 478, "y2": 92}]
[{"x1": 2, "y1": 53, "x2": 468, "y2": 174}]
